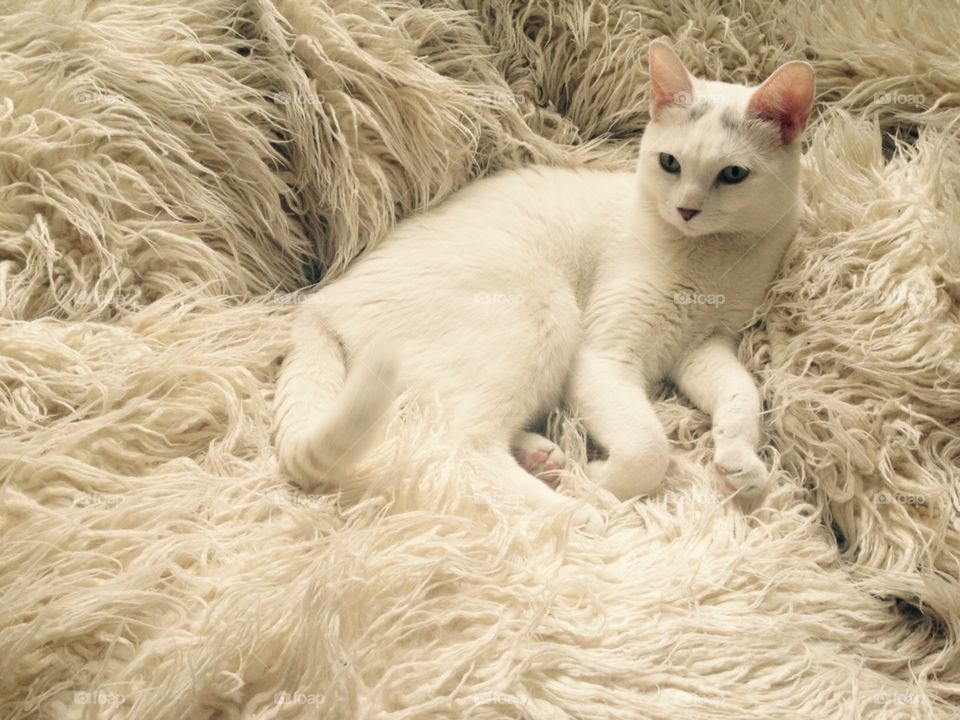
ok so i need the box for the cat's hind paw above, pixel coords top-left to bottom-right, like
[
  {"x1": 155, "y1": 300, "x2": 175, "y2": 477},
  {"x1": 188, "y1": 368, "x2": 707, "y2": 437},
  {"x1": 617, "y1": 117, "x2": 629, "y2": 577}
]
[{"x1": 511, "y1": 431, "x2": 567, "y2": 486}]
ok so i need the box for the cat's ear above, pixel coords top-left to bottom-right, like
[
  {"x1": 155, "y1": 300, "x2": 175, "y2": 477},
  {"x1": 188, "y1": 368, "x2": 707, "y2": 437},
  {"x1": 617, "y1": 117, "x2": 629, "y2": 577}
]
[
  {"x1": 747, "y1": 61, "x2": 815, "y2": 145},
  {"x1": 648, "y1": 40, "x2": 693, "y2": 120}
]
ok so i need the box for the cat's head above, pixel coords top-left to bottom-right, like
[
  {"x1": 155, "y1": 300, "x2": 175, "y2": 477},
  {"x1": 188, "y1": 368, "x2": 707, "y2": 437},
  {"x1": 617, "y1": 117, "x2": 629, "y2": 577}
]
[{"x1": 638, "y1": 41, "x2": 815, "y2": 238}]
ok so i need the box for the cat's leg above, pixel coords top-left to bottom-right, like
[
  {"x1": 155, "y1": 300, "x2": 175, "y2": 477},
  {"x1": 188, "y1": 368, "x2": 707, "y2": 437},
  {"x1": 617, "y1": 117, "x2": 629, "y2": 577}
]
[
  {"x1": 276, "y1": 304, "x2": 399, "y2": 493},
  {"x1": 510, "y1": 430, "x2": 566, "y2": 485},
  {"x1": 671, "y1": 335, "x2": 767, "y2": 496},
  {"x1": 485, "y1": 448, "x2": 602, "y2": 532},
  {"x1": 570, "y1": 350, "x2": 670, "y2": 500}
]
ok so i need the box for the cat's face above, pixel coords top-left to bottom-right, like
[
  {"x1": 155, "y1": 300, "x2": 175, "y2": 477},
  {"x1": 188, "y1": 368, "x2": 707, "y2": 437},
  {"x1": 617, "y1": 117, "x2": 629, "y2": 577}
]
[{"x1": 638, "y1": 42, "x2": 815, "y2": 238}]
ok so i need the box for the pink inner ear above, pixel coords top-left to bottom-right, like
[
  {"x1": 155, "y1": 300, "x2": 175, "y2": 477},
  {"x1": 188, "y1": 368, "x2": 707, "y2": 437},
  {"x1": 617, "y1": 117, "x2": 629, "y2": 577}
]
[
  {"x1": 649, "y1": 43, "x2": 693, "y2": 120},
  {"x1": 747, "y1": 62, "x2": 815, "y2": 145}
]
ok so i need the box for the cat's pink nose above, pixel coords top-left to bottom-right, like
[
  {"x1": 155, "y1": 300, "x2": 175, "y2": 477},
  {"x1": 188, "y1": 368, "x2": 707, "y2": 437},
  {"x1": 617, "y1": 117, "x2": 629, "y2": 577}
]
[{"x1": 677, "y1": 207, "x2": 701, "y2": 221}]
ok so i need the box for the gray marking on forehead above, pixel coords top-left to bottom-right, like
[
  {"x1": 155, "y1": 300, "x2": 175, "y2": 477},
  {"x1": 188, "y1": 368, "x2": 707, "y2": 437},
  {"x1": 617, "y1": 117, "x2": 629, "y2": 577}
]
[
  {"x1": 719, "y1": 109, "x2": 781, "y2": 153},
  {"x1": 739, "y1": 115, "x2": 784, "y2": 153},
  {"x1": 687, "y1": 102, "x2": 710, "y2": 122},
  {"x1": 720, "y1": 109, "x2": 742, "y2": 132}
]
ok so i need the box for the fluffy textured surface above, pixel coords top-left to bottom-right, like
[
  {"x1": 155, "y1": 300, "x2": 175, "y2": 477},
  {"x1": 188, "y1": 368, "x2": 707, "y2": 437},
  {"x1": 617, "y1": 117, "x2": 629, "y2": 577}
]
[{"x1": 1, "y1": 0, "x2": 958, "y2": 718}]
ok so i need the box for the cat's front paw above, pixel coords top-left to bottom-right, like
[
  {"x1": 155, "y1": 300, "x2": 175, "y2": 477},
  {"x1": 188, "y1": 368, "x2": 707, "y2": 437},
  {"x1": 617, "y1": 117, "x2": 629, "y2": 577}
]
[{"x1": 713, "y1": 439, "x2": 768, "y2": 498}]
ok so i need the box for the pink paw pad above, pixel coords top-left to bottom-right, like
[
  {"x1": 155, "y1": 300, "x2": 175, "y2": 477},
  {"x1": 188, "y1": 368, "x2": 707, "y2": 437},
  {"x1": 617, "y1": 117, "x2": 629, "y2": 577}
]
[
  {"x1": 511, "y1": 433, "x2": 568, "y2": 486},
  {"x1": 714, "y1": 462, "x2": 738, "y2": 493}
]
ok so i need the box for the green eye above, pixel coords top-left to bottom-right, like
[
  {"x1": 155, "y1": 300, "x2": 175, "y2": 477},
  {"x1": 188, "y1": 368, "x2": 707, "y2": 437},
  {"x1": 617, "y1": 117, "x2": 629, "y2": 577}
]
[
  {"x1": 659, "y1": 153, "x2": 681, "y2": 174},
  {"x1": 718, "y1": 165, "x2": 750, "y2": 184}
]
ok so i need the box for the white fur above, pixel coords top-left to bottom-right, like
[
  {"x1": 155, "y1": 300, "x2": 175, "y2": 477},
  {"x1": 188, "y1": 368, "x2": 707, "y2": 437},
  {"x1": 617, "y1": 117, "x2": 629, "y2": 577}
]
[{"x1": 275, "y1": 42, "x2": 815, "y2": 521}]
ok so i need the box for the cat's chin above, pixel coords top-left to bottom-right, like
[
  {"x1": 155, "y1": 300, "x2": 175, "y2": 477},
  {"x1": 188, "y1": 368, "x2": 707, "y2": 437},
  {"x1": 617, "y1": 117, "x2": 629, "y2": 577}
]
[
  {"x1": 669, "y1": 219, "x2": 737, "y2": 240},
  {"x1": 670, "y1": 221, "x2": 713, "y2": 238},
  {"x1": 675, "y1": 225, "x2": 706, "y2": 238}
]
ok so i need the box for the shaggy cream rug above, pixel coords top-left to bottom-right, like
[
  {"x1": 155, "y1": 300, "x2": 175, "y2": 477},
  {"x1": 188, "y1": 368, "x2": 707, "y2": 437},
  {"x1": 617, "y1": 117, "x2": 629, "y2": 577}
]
[{"x1": 1, "y1": 0, "x2": 959, "y2": 718}]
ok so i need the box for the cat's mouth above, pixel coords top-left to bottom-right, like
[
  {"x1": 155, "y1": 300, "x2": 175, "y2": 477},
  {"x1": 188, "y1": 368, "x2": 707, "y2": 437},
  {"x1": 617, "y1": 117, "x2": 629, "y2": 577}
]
[
  {"x1": 675, "y1": 221, "x2": 704, "y2": 237},
  {"x1": 658, "y1": 205, "x2": 712, "y2": 237},
  {"x1": 669, "y1": 215, "x2": 711, "y2": 237}
]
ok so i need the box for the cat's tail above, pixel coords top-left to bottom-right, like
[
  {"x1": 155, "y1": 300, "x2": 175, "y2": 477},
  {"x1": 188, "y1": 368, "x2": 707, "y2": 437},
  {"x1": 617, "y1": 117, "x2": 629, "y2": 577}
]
[{"x1": 274, "y1": 304, "x2": 400, "y2": 490}]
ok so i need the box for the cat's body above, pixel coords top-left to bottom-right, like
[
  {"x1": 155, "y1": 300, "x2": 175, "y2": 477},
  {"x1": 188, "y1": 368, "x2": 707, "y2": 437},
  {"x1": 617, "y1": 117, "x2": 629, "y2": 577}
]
[{"x1": 275, "y1": 42, "x2": 815, "y2": 527}]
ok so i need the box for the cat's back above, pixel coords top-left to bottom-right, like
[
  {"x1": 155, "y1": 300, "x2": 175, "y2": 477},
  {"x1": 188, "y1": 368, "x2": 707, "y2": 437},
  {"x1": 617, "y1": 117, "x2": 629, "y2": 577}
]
[
  {"x1": 321, "y1": 166, "x2": 631, "y2": 297},
  {"x1": 440, "y1": 165, "x2": 628, "y2": 214},
  {"x1": 389, "y1": 165, "x2": 630, "y2": 254}
]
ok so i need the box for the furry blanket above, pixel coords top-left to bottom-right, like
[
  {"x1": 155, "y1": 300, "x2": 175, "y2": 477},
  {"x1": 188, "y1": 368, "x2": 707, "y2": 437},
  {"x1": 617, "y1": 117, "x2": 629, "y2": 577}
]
[{"x1": 1, "y1": 0, "x2": 958, "y2": 717}]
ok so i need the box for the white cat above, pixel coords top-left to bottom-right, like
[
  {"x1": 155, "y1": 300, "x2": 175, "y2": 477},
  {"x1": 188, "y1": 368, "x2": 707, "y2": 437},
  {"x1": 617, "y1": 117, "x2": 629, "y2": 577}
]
[{"x1": 274, "y1": 41, "x2": 815, "y2": 527}]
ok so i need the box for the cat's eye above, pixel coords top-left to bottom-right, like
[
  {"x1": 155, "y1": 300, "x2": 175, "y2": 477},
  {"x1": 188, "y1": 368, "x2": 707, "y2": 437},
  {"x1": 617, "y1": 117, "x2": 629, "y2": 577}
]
[
  {"x1": 658, "y1": 153, "x2": 681, "y2": 174},
  {"x1": 718, "y1": 165, "x2": 750, "y2": 184}
]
